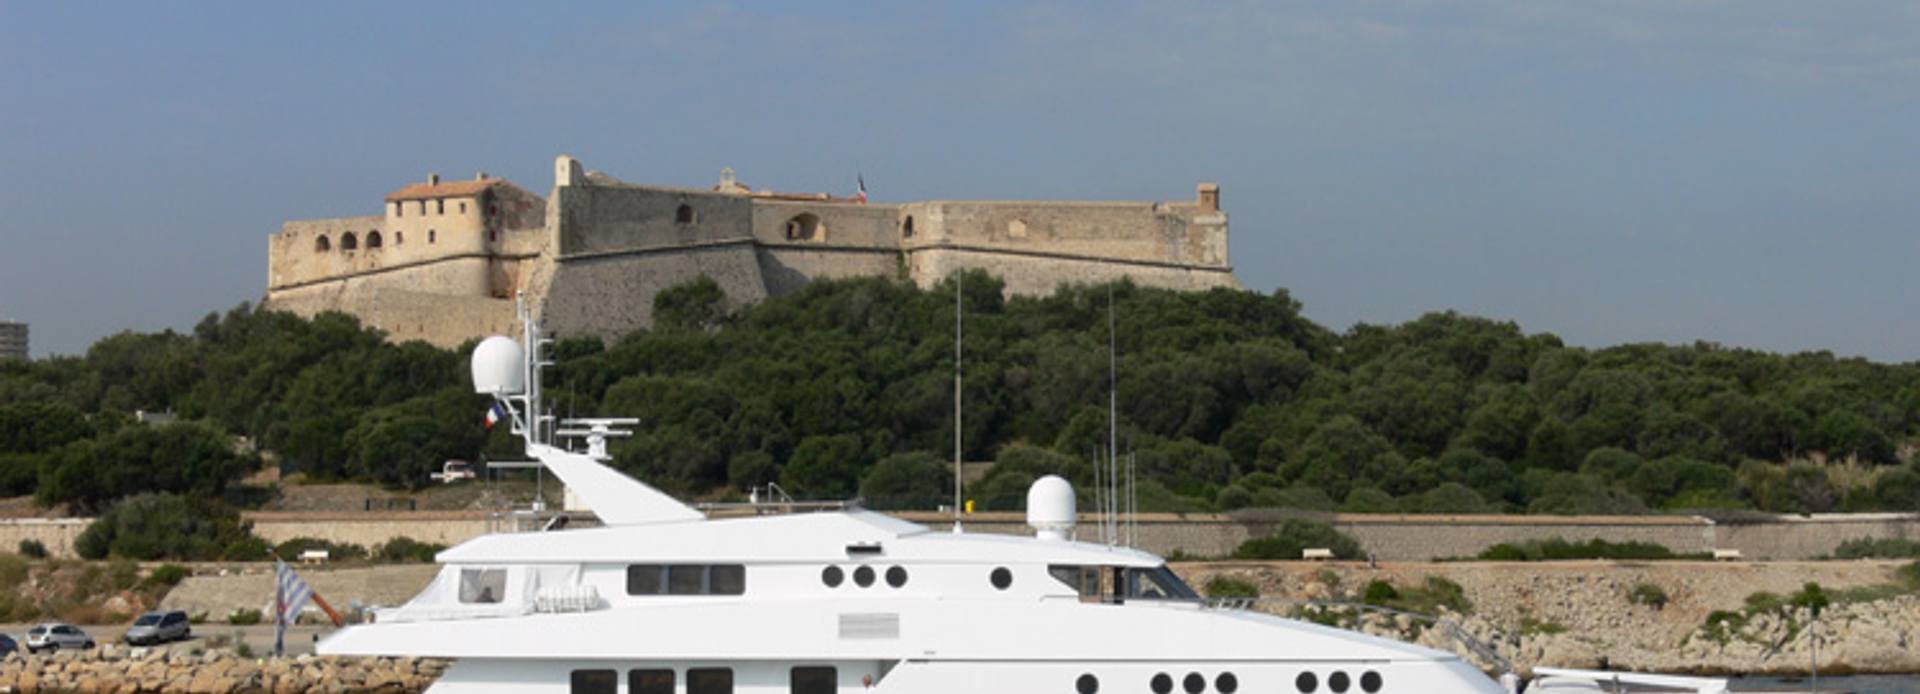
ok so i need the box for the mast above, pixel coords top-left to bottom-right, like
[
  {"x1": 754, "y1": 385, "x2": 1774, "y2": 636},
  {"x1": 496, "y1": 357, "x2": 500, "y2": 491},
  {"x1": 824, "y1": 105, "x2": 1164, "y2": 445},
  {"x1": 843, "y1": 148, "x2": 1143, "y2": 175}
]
[
  {"x1": 953, "y1": 271, "x2": 964, "y2": 534},
  {"x1": 1107, "y1": 284, "x2": 1119, "y2": 546}
]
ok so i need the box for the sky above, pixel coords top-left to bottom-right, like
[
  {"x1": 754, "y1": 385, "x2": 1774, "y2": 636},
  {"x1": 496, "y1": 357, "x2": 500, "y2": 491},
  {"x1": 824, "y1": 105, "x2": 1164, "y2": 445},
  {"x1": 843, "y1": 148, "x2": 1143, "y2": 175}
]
[{"x1": 1, "y1": 2, "x2": 1917, "y2": 361}]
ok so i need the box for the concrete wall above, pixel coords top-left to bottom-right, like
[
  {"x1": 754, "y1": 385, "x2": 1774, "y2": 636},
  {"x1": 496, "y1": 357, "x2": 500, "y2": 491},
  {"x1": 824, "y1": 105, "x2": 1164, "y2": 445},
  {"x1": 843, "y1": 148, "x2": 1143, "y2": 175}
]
[
  {"x1": 244, "y1": 512, "x2": 494, "y2": 549},
  {"x1": 0, "y1": 519, "x2": 87, "y2": 558}
]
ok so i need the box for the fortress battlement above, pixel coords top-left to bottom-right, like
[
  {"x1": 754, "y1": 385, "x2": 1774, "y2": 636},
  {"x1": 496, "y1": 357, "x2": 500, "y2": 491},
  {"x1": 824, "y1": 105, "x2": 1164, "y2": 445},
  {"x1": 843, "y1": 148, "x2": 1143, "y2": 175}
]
[{"x1": 264, "y1": 155, "x2": 1240, "y2": 346}]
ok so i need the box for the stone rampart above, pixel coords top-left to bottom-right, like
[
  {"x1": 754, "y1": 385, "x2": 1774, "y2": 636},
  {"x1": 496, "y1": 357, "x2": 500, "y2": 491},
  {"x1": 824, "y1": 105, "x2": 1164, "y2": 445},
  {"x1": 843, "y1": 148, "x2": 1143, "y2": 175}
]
[
  {"x1": 539, "y1": 243, "x2": 769, "y2": 342},
  {"x1": 263, "y1": 273, "x2": 517, "y2": 347}
]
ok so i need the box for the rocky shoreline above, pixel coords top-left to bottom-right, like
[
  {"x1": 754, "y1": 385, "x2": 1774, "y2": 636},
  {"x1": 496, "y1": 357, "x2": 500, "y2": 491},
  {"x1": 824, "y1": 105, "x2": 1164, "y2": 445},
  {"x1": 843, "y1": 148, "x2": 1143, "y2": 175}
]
[
  {"x1": 0, "y1": 647, "x2": 444, "y2": 693},
  {"x1": 1178, "y1": 560, "x2": 1920, "y2": 676}
]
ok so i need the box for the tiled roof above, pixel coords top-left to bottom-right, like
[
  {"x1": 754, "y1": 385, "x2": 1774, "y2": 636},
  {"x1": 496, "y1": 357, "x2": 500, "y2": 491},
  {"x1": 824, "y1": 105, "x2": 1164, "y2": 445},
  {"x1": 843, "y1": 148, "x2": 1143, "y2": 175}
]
[{"x1": 384, "y1": 179, "x2": 508, "y2": 202}]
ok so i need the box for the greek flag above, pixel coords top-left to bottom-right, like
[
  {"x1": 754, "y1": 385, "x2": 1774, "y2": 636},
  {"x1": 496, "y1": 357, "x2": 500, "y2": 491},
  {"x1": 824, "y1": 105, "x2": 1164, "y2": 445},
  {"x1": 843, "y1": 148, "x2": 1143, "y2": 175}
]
[{"x1": 274, "y1": 558, "x2": 314, "y2": 644}]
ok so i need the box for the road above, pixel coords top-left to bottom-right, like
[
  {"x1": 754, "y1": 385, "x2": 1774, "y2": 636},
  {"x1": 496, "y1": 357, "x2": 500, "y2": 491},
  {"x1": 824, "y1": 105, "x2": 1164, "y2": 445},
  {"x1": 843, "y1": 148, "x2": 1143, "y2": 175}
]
[{"x1": 0, "y1": 623, "x2": 341, "y2": 657}]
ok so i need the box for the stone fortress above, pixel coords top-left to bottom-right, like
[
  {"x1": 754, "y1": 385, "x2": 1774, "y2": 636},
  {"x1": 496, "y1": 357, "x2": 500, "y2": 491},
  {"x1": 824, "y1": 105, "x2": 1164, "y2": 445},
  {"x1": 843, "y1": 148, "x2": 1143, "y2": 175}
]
[
  {"x1": 0, "y1": 320, "x2": 26, "y2": 361},
  {"x1": 265, "y1": 155, "x2": 1239, "y2": 346}
]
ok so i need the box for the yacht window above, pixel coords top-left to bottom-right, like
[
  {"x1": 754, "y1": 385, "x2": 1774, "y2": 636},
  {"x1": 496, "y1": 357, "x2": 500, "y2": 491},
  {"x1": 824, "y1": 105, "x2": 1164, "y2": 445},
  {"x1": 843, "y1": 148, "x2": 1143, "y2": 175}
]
[
  {"x1": 1217, "y1": 672, "x2": 1239, "y2": 693},
  {"x1": 1151, "y1": 673, "x2": 1174, "y2": 694},
  {"x1": 822, "y1": 565, "x2": 845, "y2": 588},
  {"x1": 1295, "y1": 672, "x2": 1319, "y2": 693},
  {"x1": 570, "y1": 669, "x2": 616, "y2": 694},
  {"x1": 1125, "y1": 566, "x2": 1199, "y2": 601},
  {"x1": 688, "y1": 667, "x2": 733, "y2": 694},
  {"x1": 990, "y1": 567, "x2": 1012, "y2": 590},
  {"x1": 1359, "y1": 671, "x2": 1381, "y2": 693},
  {"x1": 1183, "y1": 672, "x2": 1204, "y2": 694},
  {"x1": 669, "y1": 565, "x2": 705, "y2": 595},
  {"x1": 885, "y1": 566, "x2": 907, "y2": 588},
  {"x1": 630, "y1": 669, "x2": 674, "y2": 694},
  {"x1": 458, "y1": 569, "x2": 506, "y2": 604},
  {"x1": 790, "y1": 666, "x2": 835, "y2": 694},
  {"x1": 627, "y1": 565, "x2": 665, "y2": 595},
  {"x1": 853, "y1": 565, "x2": 875, "y2": 588},
  {"x1": 1329, "y1": 671, "x2": 1351, "y2": 693},
  {"x1": 710, "y1": 565, "x2": 746, "y2": 595},
  {"x1": 1077, "y1": 673, "x2": 1099, "y2": 694},
  {"x1": 1049, "y1": 565, "x2": 1100, "y2": 598}
]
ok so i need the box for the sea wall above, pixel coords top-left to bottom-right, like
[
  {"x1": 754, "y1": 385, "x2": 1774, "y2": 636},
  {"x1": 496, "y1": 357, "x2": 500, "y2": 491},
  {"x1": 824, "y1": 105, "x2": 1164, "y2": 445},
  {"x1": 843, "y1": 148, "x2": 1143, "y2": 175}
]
[{"x1": 0, "y1": 649, "x2": 445, "y2": 693}]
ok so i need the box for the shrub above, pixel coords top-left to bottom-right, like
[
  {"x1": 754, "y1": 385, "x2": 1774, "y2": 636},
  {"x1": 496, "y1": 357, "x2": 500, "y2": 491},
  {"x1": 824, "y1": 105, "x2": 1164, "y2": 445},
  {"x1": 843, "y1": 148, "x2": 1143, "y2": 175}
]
[
  {"x1": 75, "y1": 493, "x2": 257, "y2": 561},
  {"x1": 17, "y1": 540, "x2": 47, "y2": 559},
  {"x1": 1628, "y1": 583, "x2": 1669, "y2": 609},
  {"x1": 1204, "y1": 576, "x2": 1260, "y2": 598},
  {"x1": 1361, "y1": 576, "x2": 1471, "y2": 615},
  {"x1": 1361, "y1": 580, "x2": 1400, "y2": 604},
  {"x1": 0, "y1": 554, "x2": 28, "y2": 590},
  {"x1": 144, "y1": 564, "x2": 189, "y2": 588},
  {"x1": 1790, "y1": 582, "x2": 1830, "y2": 616},
  {"x1": 1833, "y1": 538, "x2": 1920, "y2": 560},
  {"x1": 1899, "y1": 561, "x2": 1920, "y2": 591},
  {"x1": 227, "y1": 608, "x2": 262, "y2": 625},
  {"x1": 1475, "y1": 538, "x2": 1697, "y2": 561},
  {"x1": 374, "y1": 536, "x2": 447, "y2": 564},
  {"x1": 1231, "y1": 519, "x2": 1363, "y2": 560}
]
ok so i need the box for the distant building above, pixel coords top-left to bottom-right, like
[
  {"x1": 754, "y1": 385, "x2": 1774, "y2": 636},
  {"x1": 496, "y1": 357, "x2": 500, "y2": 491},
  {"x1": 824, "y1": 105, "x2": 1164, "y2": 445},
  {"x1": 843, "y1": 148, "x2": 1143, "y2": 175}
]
[
  {"x1": 0, "y1": 321, "x2": 25, "y2": 361},
  {"x1": 263, "y1": 155, "x2": 1240, "y2": 347}
]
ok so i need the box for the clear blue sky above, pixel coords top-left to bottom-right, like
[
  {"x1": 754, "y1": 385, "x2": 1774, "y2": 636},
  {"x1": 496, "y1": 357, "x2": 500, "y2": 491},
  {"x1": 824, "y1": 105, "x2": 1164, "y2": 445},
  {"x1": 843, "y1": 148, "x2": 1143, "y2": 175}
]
[{"x1": 2, "y1": 2, "x2": 1916, "y2": 360}]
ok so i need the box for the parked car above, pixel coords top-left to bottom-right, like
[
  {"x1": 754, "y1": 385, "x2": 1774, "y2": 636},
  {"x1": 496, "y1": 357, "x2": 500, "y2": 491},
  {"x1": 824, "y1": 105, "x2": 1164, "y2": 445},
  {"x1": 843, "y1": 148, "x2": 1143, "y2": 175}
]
[
  {"x1": 25, "y1": 623, "x2": 93, "y2": 653},
  {"x1": 0, "y1": 634, "x2": 17, "y2": 658},
  {"x1": 124, "y1": 610, "x2": 191, "y2": 645}
]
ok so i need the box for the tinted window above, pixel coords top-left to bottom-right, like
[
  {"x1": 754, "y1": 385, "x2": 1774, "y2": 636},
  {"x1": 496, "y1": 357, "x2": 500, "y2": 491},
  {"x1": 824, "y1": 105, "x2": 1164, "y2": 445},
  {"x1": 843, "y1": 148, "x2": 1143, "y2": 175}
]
[
  {"x1": 791, "y1": 666, "x2": 835, "y2": 694},
  {"x1": 822, "y1": 566, "x2": 844, "y2": 588},
  {"x1": 669, "y1": 565, "x2": 706, "y2": 595},
  {"x1": 630, "y1": 669, "x2": 674, "y2": 694},
  {"x1": 853, "y1": 566, "x2": 875, "y2": 587},
  {"x1": 165, "y1": 613, "x2": 187, "y2": 625},
  {"x1": 570, "y1": 670, "x2": 616, "y2": 694},
  {"x1": 134, "y1": 615, "x2": 161, "y2": 626},
  {"x1": 885, "y1": 566, "x2": 907, "y2": 588},
  {"x1": 710, "y1": 565, "x2": 745, "y2": 595},
  {"x1": 689, "y1": 667, "x2": 733, "y2": 694},
  {"x1": 459, "y1": 569, "x2": 506, "y2": 603},
  {"x1": 990, "y1": 567, "x2": 1012, "y2": 590},
  {"x1": 1049, "y1": 565, "x2": 1100, "y2": 597},
  {"x1": 1125, "y1": 566, "x2": 1199, "y2": 601},
  {"x1": 628, "y1": 565, "x2": 664, "y2": 595}
]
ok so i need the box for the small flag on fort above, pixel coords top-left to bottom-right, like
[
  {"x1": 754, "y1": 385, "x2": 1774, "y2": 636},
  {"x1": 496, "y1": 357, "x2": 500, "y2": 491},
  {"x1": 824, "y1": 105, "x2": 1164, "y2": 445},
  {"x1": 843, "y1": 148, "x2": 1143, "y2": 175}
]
[
  {"x1": 485, "y1": 402, "x2": 507, "y2": 430},
  {"x1": 855, "y1": 175, "x2": 868, "y2": 204}
]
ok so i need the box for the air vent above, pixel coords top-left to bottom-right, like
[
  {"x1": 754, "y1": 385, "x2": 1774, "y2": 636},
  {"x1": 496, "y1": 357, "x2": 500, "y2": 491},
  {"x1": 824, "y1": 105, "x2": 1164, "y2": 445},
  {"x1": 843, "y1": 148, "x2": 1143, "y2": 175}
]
[
  {"x1": 846, "y1": 542, "x2": 883, "y2": 556},
  {"x1": 839, "y1": 613, "x2": 900, "y2": 639}
]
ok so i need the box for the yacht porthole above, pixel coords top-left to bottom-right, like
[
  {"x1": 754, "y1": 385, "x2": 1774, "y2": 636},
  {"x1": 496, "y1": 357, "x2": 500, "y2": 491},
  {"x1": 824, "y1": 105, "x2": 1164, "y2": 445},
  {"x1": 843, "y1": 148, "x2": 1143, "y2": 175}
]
[
  {"x1": 990, "y1": 567, "x2": 1012, "y2": 590},
  {"x1": 1216, "y1": 672, "x2": 1238, "y2": 693},
  {"x1": 822, "y1": 566, "x2": 844, "y2": 588},
  {"x1": 1182, "y1": 672, "x2": 1204, "y2": 693},
  {"x1": 853, "y1": 565, "x2": 876, "y2": 587},
  {"x1": 1076, "y1": 673, "x2": 1098, "y2": 694},
  {"x1": 1359, "y1": 671, "x2": 1381, "y2": 693},
  {"x1": 1295, "y1": 672, "x2": 1318, "y2": 693},
  {"x1": 1329, "y1": 671, "x2": 1351, "y2": 693},
  {"x1": 886, "y1": 565, "x2": 908, "y2": 588},
  {"x1": 1150, "y1": 673, "x2": 1174, "y2": 694}
]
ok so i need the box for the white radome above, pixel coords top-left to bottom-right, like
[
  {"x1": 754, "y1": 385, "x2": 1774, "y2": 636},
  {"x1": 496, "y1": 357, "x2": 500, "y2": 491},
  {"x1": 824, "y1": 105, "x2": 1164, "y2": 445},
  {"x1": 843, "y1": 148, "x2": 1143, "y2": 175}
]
[
  {"x1": 1026, "y1": 474, "x2": 1077, "y2": 541},
  {"x1": 469, "y1": 336, "x2": 526, "y2": 396}
]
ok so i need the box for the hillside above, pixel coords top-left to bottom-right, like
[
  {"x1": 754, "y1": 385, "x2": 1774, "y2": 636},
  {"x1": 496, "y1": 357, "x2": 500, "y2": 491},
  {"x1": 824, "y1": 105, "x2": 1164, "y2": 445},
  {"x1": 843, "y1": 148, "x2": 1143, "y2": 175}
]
[{"x1": 1, "y1": 274, "x2": 1917, "y2": 525}]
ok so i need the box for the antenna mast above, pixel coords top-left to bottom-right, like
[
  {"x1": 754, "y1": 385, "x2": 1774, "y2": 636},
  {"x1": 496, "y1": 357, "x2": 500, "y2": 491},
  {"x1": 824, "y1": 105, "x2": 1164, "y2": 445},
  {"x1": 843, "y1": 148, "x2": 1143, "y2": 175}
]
[
  {"x1": 1107, "y1": 284, "x2": 1119, "y2": 546},
  {"x1": 952, "y1": 271, "x2": 964, "y2": 534}
]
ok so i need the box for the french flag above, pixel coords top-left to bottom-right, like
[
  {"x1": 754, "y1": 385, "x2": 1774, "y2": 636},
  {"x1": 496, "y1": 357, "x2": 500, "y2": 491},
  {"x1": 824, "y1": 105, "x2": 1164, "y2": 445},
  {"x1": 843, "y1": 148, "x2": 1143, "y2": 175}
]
[
  {"x1": 484, "y1": 402, "x2": 507, "y2": 430},
  {"x1": 855, "y1": 175, "x2": 868, "y2": 204}
]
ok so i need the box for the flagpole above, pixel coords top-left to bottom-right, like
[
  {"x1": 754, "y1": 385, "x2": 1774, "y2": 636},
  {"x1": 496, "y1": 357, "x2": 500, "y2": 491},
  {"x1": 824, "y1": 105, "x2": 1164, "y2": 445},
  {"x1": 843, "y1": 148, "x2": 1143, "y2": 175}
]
[{"x1": 273, "y1": 554, "x2": 285, "y2": 658}]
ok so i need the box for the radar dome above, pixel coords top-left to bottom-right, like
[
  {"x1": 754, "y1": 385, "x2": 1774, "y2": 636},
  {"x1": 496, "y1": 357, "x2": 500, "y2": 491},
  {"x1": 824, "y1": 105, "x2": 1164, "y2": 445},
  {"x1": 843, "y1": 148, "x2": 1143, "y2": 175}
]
[
  {"x1": 470, "y1": 336, "x2": 526, "y2": 395},
  {"x1": 1026, "y1": 475, "x2": 1077, "y2": 541}
]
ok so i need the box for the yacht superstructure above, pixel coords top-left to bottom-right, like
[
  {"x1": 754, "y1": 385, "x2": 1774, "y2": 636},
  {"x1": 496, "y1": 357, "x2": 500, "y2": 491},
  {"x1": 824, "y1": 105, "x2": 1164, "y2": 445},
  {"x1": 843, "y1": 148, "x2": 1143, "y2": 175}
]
[{"x1": 317, "y1": 304, "x2": 1516, "y2": 694}]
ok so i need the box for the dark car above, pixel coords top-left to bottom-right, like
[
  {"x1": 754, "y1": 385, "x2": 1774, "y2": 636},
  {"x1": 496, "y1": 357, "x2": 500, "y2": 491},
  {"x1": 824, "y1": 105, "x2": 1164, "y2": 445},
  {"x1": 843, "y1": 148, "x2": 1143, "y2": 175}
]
[
  {"x1": 124, "y1": 610, "x2": 191, "y2": 645},
  {"x1": 0, "y1": 634, "x2": 17, "y2": 658}
]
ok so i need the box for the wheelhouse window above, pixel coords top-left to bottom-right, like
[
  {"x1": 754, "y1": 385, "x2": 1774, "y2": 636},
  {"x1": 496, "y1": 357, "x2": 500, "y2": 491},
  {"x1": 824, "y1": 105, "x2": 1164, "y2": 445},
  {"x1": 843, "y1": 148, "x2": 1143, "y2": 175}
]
[
  {"x1": 791, "y1": 666, "x2": 835, "y2": 694},
  {"x1": 1126, "y1": 566, "x2": 1199, "y2": 601},
  {"x1": 570, "y1": 669, "x2": 616, "y2": 694},
  {"x1": 628, "y1": 564, "x2": 746, "y2": 596},
  {"x1": 688, "y1": 667, "x2": 733, "y2": 694},
  {"x1": 458, "y1": 568, "x2": 506, "y2": 603},
  {"x1": 630, "y1": 669, "x2": 674, "y2": 694}
]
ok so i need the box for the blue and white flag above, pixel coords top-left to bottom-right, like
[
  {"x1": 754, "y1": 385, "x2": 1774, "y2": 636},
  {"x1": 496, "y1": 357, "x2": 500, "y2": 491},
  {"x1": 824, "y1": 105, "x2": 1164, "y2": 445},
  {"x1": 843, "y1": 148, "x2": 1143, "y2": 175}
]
[
  {"x1": 274, "y1": 558, "x2": 314, "y2": 635},
  {"x1": 485, "y1": 402, "x2": 507, "y2": 430}
]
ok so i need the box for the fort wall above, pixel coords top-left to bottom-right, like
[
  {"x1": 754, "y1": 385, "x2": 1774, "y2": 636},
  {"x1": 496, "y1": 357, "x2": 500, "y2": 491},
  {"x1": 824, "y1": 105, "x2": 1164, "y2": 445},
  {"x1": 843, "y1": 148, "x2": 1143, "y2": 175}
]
[{"x1": 539, "y1": 245, "x2": 769, "y2": 342}]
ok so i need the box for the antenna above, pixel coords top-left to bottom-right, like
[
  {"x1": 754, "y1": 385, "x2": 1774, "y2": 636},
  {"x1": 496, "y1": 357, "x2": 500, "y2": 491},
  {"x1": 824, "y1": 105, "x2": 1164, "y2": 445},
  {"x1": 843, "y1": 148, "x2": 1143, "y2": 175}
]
[
  {"x1": 1107, "y1": 283, "x2": 1120, "y2": 547},
  {"x1": 952, "y1": 271, "x2": 964, "y2": 534}
]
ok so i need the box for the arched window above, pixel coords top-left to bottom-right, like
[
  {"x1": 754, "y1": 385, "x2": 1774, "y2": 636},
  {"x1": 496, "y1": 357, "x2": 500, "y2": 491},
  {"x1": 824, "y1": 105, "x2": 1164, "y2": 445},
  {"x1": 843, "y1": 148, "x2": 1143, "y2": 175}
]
[
  {"x1": 902, "y1": 215, "x2": 915, "y2": 238},
  {"x1": 340, "y1": 232, "x2": 358, "y2": 251},
  {"x1": 784, "y1": 213, "x2": 824, "y2": 241},
  {"x1": 366, "y1": 231, "x2": 383, "y2": 248},
  {"x1": 675, "y1": 204, "x2": 696, "y2": 224},
  {"x1": 314, "y1": 235, "x2": 331, "y2": 252}
]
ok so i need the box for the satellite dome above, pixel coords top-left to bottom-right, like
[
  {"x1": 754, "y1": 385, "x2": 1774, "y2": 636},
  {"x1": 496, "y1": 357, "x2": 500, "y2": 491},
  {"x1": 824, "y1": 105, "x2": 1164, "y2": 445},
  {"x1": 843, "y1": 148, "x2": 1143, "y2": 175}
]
[
  {"x1": 1026, "y1": 475, "x2": 1077, "y2": 541},
  {"x1": 471, "y1": 336, "x2": 526, "y2": 395}
]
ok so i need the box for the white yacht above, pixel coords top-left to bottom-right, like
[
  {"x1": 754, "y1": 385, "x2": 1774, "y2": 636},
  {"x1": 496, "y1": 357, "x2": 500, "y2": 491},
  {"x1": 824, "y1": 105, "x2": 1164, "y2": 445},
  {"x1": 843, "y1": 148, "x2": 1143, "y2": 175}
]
[{"x1": 319, "y1": 308, "x2": 1716, "y2": 694}]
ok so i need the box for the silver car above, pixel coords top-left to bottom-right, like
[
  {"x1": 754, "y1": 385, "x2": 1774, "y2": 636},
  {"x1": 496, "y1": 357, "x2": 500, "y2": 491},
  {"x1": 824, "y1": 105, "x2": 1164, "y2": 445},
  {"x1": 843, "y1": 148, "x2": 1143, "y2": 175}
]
[
  {"x1": 124, "y1": 610, "x2": 191, "y2": 645},
  {"x1": 25, "y1": 623, "x2": 93, "y2": 653}
]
